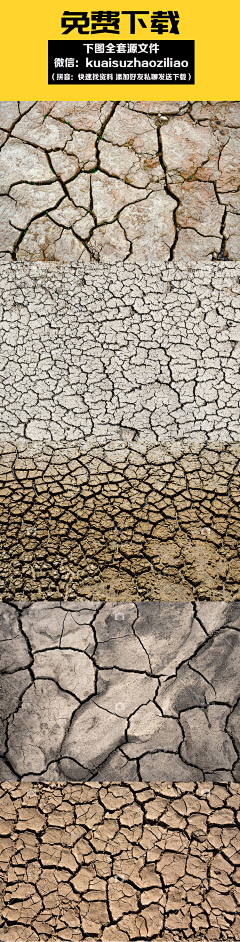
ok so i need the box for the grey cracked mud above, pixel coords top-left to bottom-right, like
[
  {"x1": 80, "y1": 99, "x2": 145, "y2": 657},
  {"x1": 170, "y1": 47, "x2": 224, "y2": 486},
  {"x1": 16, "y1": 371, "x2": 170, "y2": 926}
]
[
  {"x1": 0, "y1": 260, "x2": 240, "y2": 444},
  {"x1": 0, "y1": 442, "x2": 240, "y2": 600},
  {"x1": 1, "y1": 600, "x2": 240, "y2": 783},
  {"x1": 0, "y1": 781, "x2": 240, "y2": 940},
  {"x1": 0, "y1": 101, "x2": 240, "y2": 262}
]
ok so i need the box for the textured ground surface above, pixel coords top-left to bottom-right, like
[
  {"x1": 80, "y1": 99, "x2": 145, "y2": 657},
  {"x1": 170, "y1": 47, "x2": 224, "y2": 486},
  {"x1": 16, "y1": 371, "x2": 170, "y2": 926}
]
[
  {"x1": 0, "y1": 261, "x2": 240, "y2": 443},
  {"x1": 1, "y1": 100, "x2": 240, "y2": 942},
  {"x1": 0, "y1": 101, "x2": 240, "y2": 263},
  {"x1": 0, "y1": 782, "x2": 240, "y2": 941},
  {"x1": 0, "y1": 442, "x2": 240, "y2": 601},
  {"x1": 1, "y1": 600, "x2": 240, "y2": 783}
]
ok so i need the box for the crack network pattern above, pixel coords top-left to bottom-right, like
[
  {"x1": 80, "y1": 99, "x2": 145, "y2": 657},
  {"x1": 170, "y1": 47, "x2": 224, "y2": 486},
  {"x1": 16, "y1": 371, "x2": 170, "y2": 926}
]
[
  {"x1": 0, "y1": 261, "x2": 240, "y2": 443},
  {"x1": 0, "y1": 781, "x2": 240, "y2": 940},
  {"x1": 1, "y1": 601, "x2": 240, "y2": 783},
  {"x1": 0, "y1": 101, "x2": 240, "y2": 262},
  {"x1": 0, "y1": 443, "x2": 240, "y2": 600}
]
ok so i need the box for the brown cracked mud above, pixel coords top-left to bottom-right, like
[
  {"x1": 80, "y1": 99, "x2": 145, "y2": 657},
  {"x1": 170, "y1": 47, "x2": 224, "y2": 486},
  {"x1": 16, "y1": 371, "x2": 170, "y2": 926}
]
[
  {"x1": 0, "y1": 442, "x2": 240, "y2": 601},
  {"x1": 1, "y1": 600, "x2": 240, "y2": 783},
  {"x1": 0, "y1": 782, "x2": 240, "y2": 940},
  {"x1": 0, "y1": 101, "x2": 240, "y2": 263}
]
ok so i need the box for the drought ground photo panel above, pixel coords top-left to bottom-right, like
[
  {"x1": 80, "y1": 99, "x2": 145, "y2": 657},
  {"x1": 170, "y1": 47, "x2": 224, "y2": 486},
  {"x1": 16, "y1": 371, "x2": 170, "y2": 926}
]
[{"x1": 0, "y1": 100, "x2": 240, "y2": 941}]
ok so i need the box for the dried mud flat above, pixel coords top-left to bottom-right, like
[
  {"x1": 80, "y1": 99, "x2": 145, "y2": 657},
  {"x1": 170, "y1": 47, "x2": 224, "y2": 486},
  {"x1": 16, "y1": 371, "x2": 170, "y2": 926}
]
[
  {"x1": 0, "y1": 260, "x2": 240, "y2": 444},
  {"x1": 0, "y1": 782, "x2": 240, "y2": 941},
  {"x1": 1, "y1": 600, "x2": 240, "y2": 783},
  {"x1": 0, "y1": 101, "x2": 240, "y2": 263},
  {"x1": 1, "y1": 100, "x2": 240, "y2": 942},
  {"x1": 0, "y1": 443, "x2": 240, "y2": 600}
]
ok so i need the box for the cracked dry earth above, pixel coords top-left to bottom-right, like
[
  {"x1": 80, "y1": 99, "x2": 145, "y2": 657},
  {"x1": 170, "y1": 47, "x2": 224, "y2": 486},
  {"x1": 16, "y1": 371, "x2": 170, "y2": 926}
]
[
  {"x1": 1, "y1": 261, "x2": 240, "y2": 443},
  {"x1": 1, "y1": 100, "x2": 240, "y2": 942},
  {"x1": 1, "y1": 600, "x2": 240, "y2": 784},
  {"x1": 0, "y1": 101, "x2": 240, "y2": 263},
  {"x1": 0, "y1": 442, "x2": 240, "y2": 600},
  {"x1": 0, "y1": 782, "x2": 240, "y2": 941}
]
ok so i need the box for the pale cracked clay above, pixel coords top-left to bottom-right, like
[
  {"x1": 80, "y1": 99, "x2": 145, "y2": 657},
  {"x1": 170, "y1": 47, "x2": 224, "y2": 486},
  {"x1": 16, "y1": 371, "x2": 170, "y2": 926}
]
[
  {"x1": 0, "y1": 261, "x2": 240, "y2": 444},
  {"x1": 0, "y1": 101, "x2": 240, "y2": 262},
  {"x1": 1, "y1": 600, "x2": 240, "y2": 784}
]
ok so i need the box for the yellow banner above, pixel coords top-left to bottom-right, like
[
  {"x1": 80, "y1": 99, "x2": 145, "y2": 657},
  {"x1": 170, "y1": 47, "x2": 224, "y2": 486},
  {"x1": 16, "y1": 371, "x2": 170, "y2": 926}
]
[{"x1": 0, "y1": 0, "x2": 239, "y2": 99}]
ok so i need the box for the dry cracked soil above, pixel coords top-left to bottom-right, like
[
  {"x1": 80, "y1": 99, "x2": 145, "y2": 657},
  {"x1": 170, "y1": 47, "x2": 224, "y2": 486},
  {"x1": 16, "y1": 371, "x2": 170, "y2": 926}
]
[
  {"x1": 1, "y1": 600, "x2": 240, "y2": 784},
  {"x1": 0, "y1": 101, "x2": 240, "y2": 264},
  {"x1": 0, "y1": 260, "x2": 240, "y2": 445},
  {"x1": 0, "y1": 442, "x2": 240, "y2": 601},
  {"x1": 1, "y1": 100, "x2": 240, "y2": 942},
  {"x1": 0, "y1": 782, "x2": 240, "y2": 941}
]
